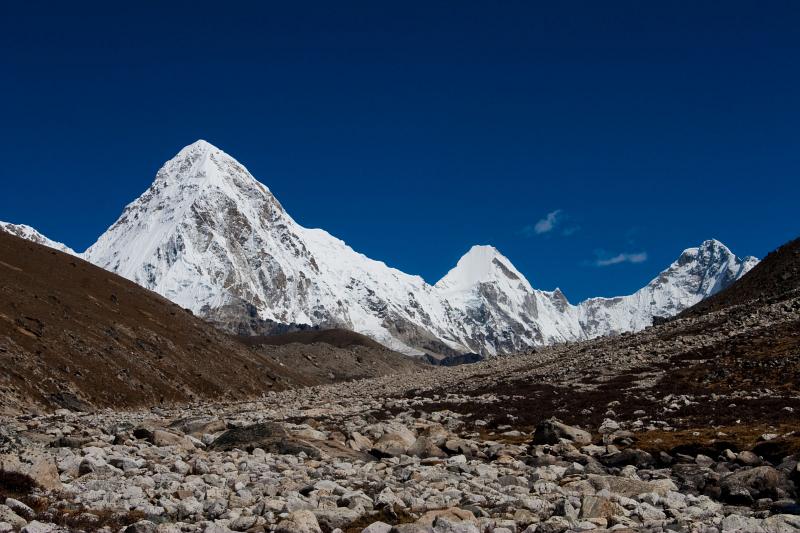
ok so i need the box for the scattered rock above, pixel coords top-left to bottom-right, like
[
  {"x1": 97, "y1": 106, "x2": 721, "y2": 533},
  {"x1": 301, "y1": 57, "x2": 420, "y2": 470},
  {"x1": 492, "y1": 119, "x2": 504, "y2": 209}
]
[
  {"x1": 532, "y1": 418, "x2": 592, "y2": 446},
  {"x1": 275, "y1": 510, "x2": 322, "y2": 533}
]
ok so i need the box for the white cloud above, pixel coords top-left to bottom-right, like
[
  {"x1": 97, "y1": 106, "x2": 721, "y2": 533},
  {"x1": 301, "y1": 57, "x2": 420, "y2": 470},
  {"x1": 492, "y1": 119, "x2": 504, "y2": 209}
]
[
  {"x1": 533, "y1": 209, "x2": 561, "y2": 235},
  {"x1": 595, "y1": 251, "x2": 648, "y2": 267}
]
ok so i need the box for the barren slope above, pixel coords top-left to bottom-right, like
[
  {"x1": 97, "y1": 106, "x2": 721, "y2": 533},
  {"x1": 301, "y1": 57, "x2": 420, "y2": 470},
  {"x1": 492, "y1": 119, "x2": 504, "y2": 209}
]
[
  {"x1": 0, "y1": 231, "x2": 310, "y2": 413},
  {"x1": 240, "y1": 329, "x2": 425, "y2": 384}
]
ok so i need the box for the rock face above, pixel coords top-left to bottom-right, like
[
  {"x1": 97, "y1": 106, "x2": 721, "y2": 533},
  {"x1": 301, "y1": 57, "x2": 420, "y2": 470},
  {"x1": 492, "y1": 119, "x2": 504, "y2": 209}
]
[{"x1": 6, "y1": 140, "x2": 759, "y2": 357}]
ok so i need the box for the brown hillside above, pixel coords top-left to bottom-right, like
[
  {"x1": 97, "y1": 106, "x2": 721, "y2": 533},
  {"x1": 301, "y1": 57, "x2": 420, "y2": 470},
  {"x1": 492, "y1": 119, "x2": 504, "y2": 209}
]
[
  {"x1": 240, "y1": 329, "x2": 425, "y2": 384},
  {"x1": 0, "y1": 231, "x2": 309, "y2": 414}
]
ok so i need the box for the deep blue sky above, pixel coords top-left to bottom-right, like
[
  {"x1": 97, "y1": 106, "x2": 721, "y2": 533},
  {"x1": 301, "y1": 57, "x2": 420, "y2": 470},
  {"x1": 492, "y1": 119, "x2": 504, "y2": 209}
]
[{"x1": 1, "y1": 2, "x2": 798, "y2": 301}]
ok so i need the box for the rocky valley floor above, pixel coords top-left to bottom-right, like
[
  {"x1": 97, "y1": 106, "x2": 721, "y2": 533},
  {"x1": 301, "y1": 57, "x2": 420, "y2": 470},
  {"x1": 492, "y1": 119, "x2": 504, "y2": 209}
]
[
  {"x1": 1, "y1": 284, "x2": 799, "y2": 533},
  {"x1": 1, "y1": 238, "x2": 799, "y2": 533}
]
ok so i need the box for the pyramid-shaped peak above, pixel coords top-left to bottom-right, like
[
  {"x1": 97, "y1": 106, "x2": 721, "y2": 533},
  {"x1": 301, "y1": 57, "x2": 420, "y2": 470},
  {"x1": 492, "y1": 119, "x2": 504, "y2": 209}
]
[
  {"x1": 436, "y1": 244, "x2": 528, "y2": 291},
  {"x1": 170, "y1": 139, "x2": 229, "y2": 165},
  {"x1": 151, "y1": 138, "x2": 269, "y2": 193},
  {"x1": 179, "y1": 139, "x2": 219, "y2": 154},
  {"x1": 463, "y1": 244, "x2": 502, "y2": 260}
]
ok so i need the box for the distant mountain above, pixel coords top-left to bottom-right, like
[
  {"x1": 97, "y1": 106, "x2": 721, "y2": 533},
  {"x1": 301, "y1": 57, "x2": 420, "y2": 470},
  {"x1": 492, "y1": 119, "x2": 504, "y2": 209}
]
[
  {"x1": 0, "y1": 221, "x2": 76, "y2": 255},
  {"x1": 578, "y1": 239, "x2": 759, "y2": 337},
  {"x1": 680, "y1": 236, "x2": 799, "y2": 317},
  {"x1": 2, "y1": 140, "x2": 759, "y2": 357}
]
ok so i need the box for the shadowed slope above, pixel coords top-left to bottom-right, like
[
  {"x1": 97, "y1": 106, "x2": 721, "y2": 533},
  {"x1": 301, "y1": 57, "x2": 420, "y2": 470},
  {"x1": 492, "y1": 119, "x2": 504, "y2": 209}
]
[{"x1": 240, "y1": 328, "x2": 425, "y2": 384}]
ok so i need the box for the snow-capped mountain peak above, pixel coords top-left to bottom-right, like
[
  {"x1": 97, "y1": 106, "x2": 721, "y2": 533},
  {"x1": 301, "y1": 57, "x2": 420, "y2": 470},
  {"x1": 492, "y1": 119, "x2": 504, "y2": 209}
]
[
  {"x1": 577, "y1": 237, "x2": 758, "y2": 338},
  {"x1": 662, "y1": 238, "x2": 757, "y2": 299},
  {"x1": 436, "y1": 245, "x2": 531, "y2": 294},
  {"x1": 5, "y1": 140, "x2": 760, "y2": 358},
  {"x1": 0, "y1": 222, "x2": 77, "y2": 256}
]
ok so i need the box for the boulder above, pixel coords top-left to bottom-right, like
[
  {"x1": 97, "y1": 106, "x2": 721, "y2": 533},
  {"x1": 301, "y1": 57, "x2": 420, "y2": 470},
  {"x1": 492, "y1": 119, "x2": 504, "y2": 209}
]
[
  {"x1": 408, "y1": 436, "x2": 446, "y2": 459},
  {"x1": 417, "y1": 508, "x2": 476, "y2": 527},
  {"x1": 0, "y1": 451, "x2": 62, "y2": 490},
  {"x1": 371, "y1": 430, "x2": 416, "y2": 458},
  {"x1": 149, "y1": 430, "x2": 195, "y2": 450},
  {"x1": 362, "y1": 522, "x2": 392, "y2": 533},
  {"x1": 721, "y1": 466, "x2": 795, "y2": 504},
  {"x1": 275, "y1": 510, "x2": 322, "y2": 533},
  {"x1": 209, "y1": 423, "x2": 321, "y2": 458},
  {"x1": 532, "y1": 418, "x2": 591, "y2": 446},
  {"x1": 579, "y1": 495, "x2": 624, "y2": 519},
  {"x1": 0, "y1": 506, "x2": 26, "y2": 529}
]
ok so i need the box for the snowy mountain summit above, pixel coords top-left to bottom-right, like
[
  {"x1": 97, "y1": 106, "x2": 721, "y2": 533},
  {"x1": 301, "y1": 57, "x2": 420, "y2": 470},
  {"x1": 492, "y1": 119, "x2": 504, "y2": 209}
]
[
  {"x1": 0, "y1": 222, "x2": 77, "y2": 256},
  {"x1": 5, "y1": 141, "x2": 759, "y2": 357}
]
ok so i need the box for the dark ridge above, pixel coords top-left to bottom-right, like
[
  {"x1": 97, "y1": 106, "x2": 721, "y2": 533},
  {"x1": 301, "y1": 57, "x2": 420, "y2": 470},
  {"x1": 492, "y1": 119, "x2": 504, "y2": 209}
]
[
  {"x1": 425, "y1": 352, "x2": 483, "y2": 366},
  {"x1": 238, "y1": 328, "x2": 387, "y2": 350}
]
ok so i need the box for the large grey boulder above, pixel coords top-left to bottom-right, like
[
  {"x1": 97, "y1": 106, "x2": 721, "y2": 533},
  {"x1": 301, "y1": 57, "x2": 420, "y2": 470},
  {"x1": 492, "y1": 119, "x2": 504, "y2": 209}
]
[
  {"x1": 209, "y1": 422, "x2": 321, "y2": 458},
  {"x1": 0, "y1": 506, "x2": 26, "y2": 529},
  {"x1": 0, "y1": 451, "x2": 62, "y2": 490},
  {"x1": 721, "y1": 466, "x2": 795, "y2": 504},
  {"x1": 408, "y1": 436, "x2": 447, "y2": 459},
  {"x1": 532, "y1": 418, "x2": 592, "y2": 446},
  {"x1": 371, "y1": 428, "x2": 417, "y2": 457},
  {"x1": 275, "y1": 510, "x2": 322, "y2": 533}
]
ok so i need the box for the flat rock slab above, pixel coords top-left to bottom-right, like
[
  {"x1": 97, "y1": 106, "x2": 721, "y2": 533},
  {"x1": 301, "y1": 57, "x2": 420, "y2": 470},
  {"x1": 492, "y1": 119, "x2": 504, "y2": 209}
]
[{"x1": 209, "y1": 422, "x2": 321, "y2": 458}]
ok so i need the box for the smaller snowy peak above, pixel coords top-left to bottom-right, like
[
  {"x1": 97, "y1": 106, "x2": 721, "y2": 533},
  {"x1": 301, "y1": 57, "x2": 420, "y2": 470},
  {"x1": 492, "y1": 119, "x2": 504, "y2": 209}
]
[
  {"x1": 577, "y1": 238, "x2": 759, "y2": 339},
  {"x1": 0, "y1": 221, "x2": 77, "y2": 255},
  {"x1": 741, "y1": 255, "x2": 760, "y2": 272},
  {"x1": 436, "y1": 245, "x2": 529, "y2": 292},
  {"x1": 678, "y1": 238, "x2": 732, "y2": 262},
  {"x1": 669, "y1": 238, "x2": 758, "y2": 297}
]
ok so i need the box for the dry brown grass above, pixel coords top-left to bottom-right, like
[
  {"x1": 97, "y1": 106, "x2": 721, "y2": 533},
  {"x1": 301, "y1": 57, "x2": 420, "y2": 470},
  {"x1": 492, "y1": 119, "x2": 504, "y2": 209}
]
[{"x1": 633, "y1": 424, "x2": 800, "y2": 458}]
